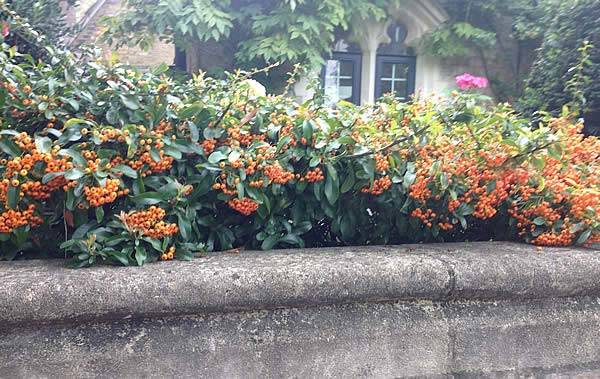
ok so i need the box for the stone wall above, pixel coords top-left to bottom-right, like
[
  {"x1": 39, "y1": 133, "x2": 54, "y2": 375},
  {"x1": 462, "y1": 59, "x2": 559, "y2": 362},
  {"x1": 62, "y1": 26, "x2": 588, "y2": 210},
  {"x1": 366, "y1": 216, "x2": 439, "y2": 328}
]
[{"x1": 1, "y1": 242, "x2": 600, "y2": 377}]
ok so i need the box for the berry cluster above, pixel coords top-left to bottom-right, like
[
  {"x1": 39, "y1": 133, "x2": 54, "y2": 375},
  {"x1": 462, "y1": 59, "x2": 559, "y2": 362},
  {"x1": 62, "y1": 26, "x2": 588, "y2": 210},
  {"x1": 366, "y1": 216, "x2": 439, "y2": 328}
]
[
  {"x1": 160, "y1": 246, "x2": 176, "y2": 261},
  {"x1": 361, "y1": 176, "x2": 392, "y2": 195},
  {"x1": 122, "y1": 206, "x2": 179, "y2": 238},
  {"x1": 202, "y1": 139, "x2": 216, "y2": 155},
  {"x1": 228, "y1": 197, "x2": 259, "y2": 216},
  {"x1": 375, "y1": 154, "x2": 390, "y2": 173},
  {"x1": 84, "y1": 179, "x2": 128, "y2": 207},
  {"x1": 304, "y1": 167, "x2": 324, "y2": 183},
  {"x1": 264, "y1": 163, "x2": 294, "y2": 185},
  {"x1": 532, "y1": 228, "x2": 574, "y2": 246},
  {"x1": 127, "y1": 151, "x2": 174, "y2": 175},
  {"x1": 0, "y1": 205, "x2": 42, "y2": 233},
  {"x1": 411, "y1": 208, "x2": 436, "y2": 228}
]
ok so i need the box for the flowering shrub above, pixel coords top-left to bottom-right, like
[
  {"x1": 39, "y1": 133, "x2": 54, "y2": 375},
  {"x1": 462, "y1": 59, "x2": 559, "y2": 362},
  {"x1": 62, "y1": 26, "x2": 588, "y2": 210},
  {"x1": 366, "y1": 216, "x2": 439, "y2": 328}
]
[
  {"x1": 455, "y1": 73, "x2": 489, "y2": 90},
  {"x1": 0, "y1": 19, "x2": 598, "y2": 266}
]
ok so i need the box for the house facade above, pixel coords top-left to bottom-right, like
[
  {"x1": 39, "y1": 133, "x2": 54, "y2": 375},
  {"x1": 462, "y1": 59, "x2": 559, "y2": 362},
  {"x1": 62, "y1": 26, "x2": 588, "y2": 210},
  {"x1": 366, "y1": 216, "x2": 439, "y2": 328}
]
[
  {"x1": 68, "y1": 0, "x2": 490, "y2": 103},
  {"x1": 294, "y1": 0, "x2": 455, "y2": 104}
]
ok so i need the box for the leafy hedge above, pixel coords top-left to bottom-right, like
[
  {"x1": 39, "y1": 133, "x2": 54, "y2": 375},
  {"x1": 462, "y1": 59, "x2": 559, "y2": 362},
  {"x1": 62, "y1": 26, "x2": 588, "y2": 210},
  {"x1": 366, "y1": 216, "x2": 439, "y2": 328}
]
[
  {"x1": 521, "y1": 0, "x2": 600, "y2": 116},
  {"x1": 0, "y1": 0, "x2": 75, "y2": 60},
  {"x1": 0, "y1": 16, "x2": 599, "y2": 266}
]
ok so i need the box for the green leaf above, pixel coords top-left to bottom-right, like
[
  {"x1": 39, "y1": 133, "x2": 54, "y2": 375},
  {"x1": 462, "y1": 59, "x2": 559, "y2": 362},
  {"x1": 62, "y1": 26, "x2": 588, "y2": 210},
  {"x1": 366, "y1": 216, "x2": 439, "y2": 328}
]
[
  {"x1": 34, "y1": 135, "x2": 52, "y2": 154},
  {"x1": 309, "y1": 156, "x2": 321, "y2": 167},
  {"x1": 576, "y1": 229, "x2": 592, "y2": 245},
  {"x1": 112, "y1": 164, "x2": 138, "y2": 178},
  {"x1": 59, "y1": 149, "x2": 87, "y2": 167},
  {"x1": 120, "y1": 94, "x2": 140, "y2": 110},
  {"x1": 7, "y1": 185, "x2": 19, "y2": 209},
  {"x1": 109, "y1": 251, "x2": 130, "y2": 266},
  {"x1": 164, "y1": 145, "x2": 182, "y2": 159},
  {"x1": 64, "y1": 168, "x2": 86, "y2": 180},
  {"x1": 42, "y1": 172, "x2": 64, "y2": 184},
  {"x1": 151, "y1": 63, "x2": 169, "y2": 75},
  {"x1": 135, "y1": 245, "x2": 147, "y2": 266},
  {"x1": 0, "y1": 138, "x2": 22, "y2": 157},
  {"x1": 324, "y1": 164, "x2": 339, "y2": 205},
  {"x1": 531, "y1": 155, "x2": 545, "y2": 170},
  {"x1": 403, "y1": 170, "x2": 416, "y2": 189},
  {"x1": 440, "y1": 172, "x2": 449, "y2": 190},
  {"x1": 457, "y1": 215, "x2": 468, "y2": 229},
  {"x1": 64, "y1": 118, "x2": 90, "y2": 128},
  {"x1": 302, "y1": 120, "x2": 313, "y2": 141},
  {"x1": 455, "y1": 204, "x2": 474, "y2": 217},
  {"x1": 533, "y1": 217, "x2": 546, "y2": 226},
  {"x1": 179, "y1": 102, "x2": 205, "y2": 119},
  {"x1": 261, "y1": 234, "x2": 280, "y2": 250},
  {"x1": 96, "y1": 206, "x2": 104, "y2": 223},
  {"x1": 279, "y1": 234, "x2": 304, "y2": 247},
  {"x1": 208, "y1": 151, "x2": 227, "y2": 164},
  {"x1": 340, "y1": 214, "x2": 355, "y2": 240},
  {"x1": 188, "y1": 121, "x2": 200, "y2": 142},
  {"x1": 340, "y1": 170, "x2": 355, "y2": 193},
  {"x1": 362, "y1": 160, "x2": 375, "y2": 183},
  {"x1": 178, "y1": 213, "x2": 192, "y2": 241},
  {"x1": 130, "y1": 191, "x2": 169, "y2": 205}
]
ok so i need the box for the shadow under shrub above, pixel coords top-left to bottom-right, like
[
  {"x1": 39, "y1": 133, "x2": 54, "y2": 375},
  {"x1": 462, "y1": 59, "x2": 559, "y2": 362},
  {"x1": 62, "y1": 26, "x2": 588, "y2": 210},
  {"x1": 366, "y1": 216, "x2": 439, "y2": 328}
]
[{"x1": 0, "y1": 17, "x2": 598, "y2": 266}]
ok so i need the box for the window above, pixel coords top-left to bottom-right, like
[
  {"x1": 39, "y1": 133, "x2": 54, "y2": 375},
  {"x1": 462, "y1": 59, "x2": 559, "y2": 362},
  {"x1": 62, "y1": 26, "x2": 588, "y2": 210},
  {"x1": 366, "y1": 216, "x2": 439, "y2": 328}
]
[
  {"x1": 375, "y1": 56, "x2": 416, "y2": 101},
  {"x1": 374, "y1": 21, "x2": 416, "y2": 101},
  {"x1": 322, "y1": 52, "x2": 361, "y2": 105}
]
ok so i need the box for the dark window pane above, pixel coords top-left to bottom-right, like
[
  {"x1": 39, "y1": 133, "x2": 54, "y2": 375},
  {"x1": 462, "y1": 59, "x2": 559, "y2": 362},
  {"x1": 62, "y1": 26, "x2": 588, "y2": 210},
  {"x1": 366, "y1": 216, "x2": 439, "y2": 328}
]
[
  {"x1": 375, "y1": 56, "x2": 415, "y2": 100},
  {"x1": 394, "y1": 81, "x2": 408, "y2": 99},
  {"x1": 394, "y1": 64, "x2": 409, "y2": 79},
  {"x1": 381, "y1": 80, "x2": 392, "y2": 94},
  {"x1": 339, "y1": 61, "x2": 354, "y2": 77},
  {"x1": 382, "y1": 63, "x2": 394, "y2": 78}
]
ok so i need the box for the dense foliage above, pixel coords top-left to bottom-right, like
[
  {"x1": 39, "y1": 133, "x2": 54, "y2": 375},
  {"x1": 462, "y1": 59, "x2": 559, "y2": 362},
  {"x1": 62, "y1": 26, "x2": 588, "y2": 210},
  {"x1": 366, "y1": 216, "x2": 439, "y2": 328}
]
[
  {"x1": 0, "y1": 0, "x2": 75, "y2": 59},
  {"x1": 100, "y1": 0, "x2": 561, "y2": 101},
  {"x1": 101, "y1": 0, "x2": 400, "y2": 69},
  {"x1": 1, "y1": 10, "x2": 599, "y2": 267},
  {"x1": 420, "y1": 0, "x2": 560, "y2": 101},
  {"x1": 521, "y1": 0, "x2": 600, "y2": 117},
  {"x1": 1, "y1": 33, "x2": 599, "y2": 266}
]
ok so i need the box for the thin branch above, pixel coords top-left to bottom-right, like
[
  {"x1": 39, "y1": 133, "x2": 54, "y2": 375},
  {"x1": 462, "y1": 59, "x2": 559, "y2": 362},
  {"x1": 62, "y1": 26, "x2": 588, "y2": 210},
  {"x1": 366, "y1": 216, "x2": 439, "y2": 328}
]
[
  {"x1": 212, "y1": 102, "x2": 232, "y2": 130},
  {"x1": 341, "y1": 125, "x2": 429, "y2": 160},
  {"x1": 507, "y1": 141, "x2": 557, "y2": 163},
  {"x1": 466, "y1": 123, "x2": 484, "y2": 150},
  {"x1": 238, "y1": 107, "x2": 259, "y2": 128}
]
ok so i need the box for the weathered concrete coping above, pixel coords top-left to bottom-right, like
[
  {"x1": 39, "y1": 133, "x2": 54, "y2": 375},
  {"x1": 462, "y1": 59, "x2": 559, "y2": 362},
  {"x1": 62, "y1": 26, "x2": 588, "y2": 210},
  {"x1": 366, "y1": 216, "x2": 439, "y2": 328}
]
[{"x1": 0, "y1": 242, "x2": 598, "y2": 327}]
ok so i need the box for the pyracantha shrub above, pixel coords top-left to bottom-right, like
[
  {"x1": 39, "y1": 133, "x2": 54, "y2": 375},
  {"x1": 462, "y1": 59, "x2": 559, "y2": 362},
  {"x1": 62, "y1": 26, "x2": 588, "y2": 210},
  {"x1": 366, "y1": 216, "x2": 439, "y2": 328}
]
[{"x1": 0, "y1": 13, "x2": 598, "y2": 266}]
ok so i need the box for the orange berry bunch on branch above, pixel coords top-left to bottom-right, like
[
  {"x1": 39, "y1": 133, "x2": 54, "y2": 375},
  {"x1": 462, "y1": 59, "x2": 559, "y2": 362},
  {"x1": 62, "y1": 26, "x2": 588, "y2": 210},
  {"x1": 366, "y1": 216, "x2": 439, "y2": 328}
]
[
  {"x1": 263, "y1": 162, "x2": 294, "y2": 185},
  {"x1": 0, "y1": 205, "x2": 43, "y2": 233},
  {"x1": 228, "y1": 197, "x2": 259, "y2": 216},
  {"x1": 119, "y1": 206, "x2": 179, "y2": 239},
  {"x1": 160, "y1": 246, "x2": 176, "y2": 261},
  {"x1": 84, "y1": 179, "x2": 128, "y2": 207},
  {"x1": 304, "y1": 167, "x2": 324, "y2": 183},
  {"x1": 361, "y1": 176, "x2": 392, "y2": 196}
]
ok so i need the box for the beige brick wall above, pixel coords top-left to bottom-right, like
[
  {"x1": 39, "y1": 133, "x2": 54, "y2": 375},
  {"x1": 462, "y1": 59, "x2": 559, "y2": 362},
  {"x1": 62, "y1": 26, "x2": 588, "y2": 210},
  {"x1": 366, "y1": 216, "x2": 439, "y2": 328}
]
[{"x1": 68, "y1": 0, "x2": 175, "y2": 69}]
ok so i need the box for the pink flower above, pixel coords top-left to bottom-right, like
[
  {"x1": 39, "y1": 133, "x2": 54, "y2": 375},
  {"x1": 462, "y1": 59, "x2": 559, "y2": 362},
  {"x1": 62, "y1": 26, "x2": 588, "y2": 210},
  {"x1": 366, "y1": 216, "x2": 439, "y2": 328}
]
[
  {"x1": 1, "y1": 22, "x2": 8, "y2": 38},
  {"x1": 455, "y1": 73, "x2": 488, "y2": 90}
]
